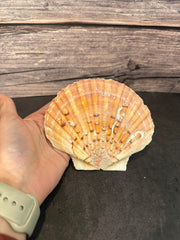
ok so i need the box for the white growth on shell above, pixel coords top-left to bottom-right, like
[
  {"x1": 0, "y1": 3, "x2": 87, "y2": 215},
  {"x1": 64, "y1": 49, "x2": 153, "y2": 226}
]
[
  {"x1": 116, "y1": 107, "x2": 123, "y2": 120},
  {"x1": 102, "y1": 91, "x2": 111, "y2": 97},
  {"x1": 109, "y1": 107, "x2": 125, "y2": 142},
  {"x1": 127, "y1": 131, "x2": 145, "y2": 143}
]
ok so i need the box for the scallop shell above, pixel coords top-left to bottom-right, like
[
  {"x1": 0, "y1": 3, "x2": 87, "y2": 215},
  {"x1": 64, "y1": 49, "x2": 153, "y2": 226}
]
[{"x1": 44, "y1": 79, "x2": 154, "y2": 171}]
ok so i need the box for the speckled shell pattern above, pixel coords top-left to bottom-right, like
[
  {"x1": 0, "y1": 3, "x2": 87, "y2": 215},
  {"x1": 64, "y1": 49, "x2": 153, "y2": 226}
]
[{"x1": 44, "y1": 79, "x2": 154, "y2": 170}]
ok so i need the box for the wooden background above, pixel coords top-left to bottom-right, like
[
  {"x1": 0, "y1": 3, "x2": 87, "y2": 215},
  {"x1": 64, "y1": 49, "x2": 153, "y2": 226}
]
[{"x1": 0, "y1": 0, "x2": 180, "y2": 97}]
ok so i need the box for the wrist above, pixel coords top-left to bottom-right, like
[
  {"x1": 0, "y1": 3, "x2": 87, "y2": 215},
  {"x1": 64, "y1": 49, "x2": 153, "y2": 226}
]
[
  {"x1": 0, "y1": 217, "x2": 26, "y2": 240},
  {"x1": 0, "y1": 169, "x2": 43, "y2": 206},
  {"x1": 0, "y1": 175, "x2": 41, "y2": 205}
]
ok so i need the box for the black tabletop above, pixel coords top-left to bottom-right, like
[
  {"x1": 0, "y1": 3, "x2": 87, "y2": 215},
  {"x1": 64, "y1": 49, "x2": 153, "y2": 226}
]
[{"x1": 13, "y1": 92, "x2": 180, "y2": 240}]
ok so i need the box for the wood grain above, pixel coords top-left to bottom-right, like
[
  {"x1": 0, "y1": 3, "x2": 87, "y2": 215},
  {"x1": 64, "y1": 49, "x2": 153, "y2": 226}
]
[
  {"x1": 0, "y1": 0, "x2": 179, "y2": 27},
  {"x1": 1, "y1": 78, "x2": 179, "y2": 98},
  {"x1": 0, "y1": 25, "x2": 179, "y2": 97}
]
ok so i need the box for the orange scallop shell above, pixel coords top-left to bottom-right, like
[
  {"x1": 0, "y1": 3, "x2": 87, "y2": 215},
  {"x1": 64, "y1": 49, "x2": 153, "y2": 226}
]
[{"x1": 44, "y1": 79, "x2": 154, "y2": 170}]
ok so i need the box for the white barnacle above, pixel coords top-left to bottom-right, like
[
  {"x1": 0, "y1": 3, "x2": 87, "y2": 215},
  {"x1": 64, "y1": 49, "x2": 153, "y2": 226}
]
[
  {"x1": 67, "y1": 121, "x2": 76, "y2": 127},
  {"x1": 123, "y1": 99, "x2": 129, "y2": 107}
]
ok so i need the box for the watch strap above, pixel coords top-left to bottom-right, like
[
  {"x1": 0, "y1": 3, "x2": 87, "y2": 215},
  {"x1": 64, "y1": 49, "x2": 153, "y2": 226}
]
[{"x1": 0, "y1": 182, "x2": 40, "y2": 237}]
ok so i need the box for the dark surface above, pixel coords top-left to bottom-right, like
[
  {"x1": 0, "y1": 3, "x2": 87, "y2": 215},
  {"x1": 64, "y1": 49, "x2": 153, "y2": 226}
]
[{"x1": 13, "y1": 92, "x2": 180, "y2": 240}]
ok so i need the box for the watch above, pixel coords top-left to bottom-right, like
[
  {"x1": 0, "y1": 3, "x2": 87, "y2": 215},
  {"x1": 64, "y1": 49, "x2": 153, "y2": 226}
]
[{"x1": 0, "y1": 182, "x2": 40, "y2": 237}]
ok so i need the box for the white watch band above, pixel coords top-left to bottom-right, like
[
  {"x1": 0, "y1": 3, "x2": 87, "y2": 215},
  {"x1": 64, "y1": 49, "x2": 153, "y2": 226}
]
[{"x1": 0, "y1": 182, "x2": 40, "y2": 237}]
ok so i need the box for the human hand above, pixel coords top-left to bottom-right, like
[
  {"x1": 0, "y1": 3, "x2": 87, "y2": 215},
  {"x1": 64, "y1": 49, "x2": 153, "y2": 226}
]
[{"x1": 0, "y1": 94, "x2": 70, "y2": 205}]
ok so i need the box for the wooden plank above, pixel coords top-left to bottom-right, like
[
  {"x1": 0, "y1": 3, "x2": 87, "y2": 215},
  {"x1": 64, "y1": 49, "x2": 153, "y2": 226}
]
[
  {"x1": 0, "y1": 0, "x2": 179, "y2": 27},
  {"x1": 0, "y1": 25, "x2": 180, "y2": 97},
  {"x1": 1, "y1": 78, "x2": 179, "y2": 98}
]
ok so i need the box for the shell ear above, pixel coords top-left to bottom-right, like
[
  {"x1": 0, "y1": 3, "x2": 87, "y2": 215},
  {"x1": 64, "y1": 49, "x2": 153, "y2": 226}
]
[
  {"x1": 72, "y1": 157, "x2": 97, "y2": 170},
  {"x1": 72, "y1": 156, "x2": 129, "y2": 171},
  {"x1": 105, "y1": 157, "x2": 129, "y2": 171}
]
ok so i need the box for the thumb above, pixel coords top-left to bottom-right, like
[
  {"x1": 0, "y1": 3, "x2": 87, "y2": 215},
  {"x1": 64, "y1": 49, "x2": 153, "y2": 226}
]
[{"x1": 0, "y1": 94, "x2": 18, "y2": 116}]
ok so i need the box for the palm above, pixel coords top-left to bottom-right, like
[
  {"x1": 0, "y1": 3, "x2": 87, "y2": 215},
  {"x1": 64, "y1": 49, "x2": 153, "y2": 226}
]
[{"x1": 0, "y1": 95, "x2": 70, "y2": 204}]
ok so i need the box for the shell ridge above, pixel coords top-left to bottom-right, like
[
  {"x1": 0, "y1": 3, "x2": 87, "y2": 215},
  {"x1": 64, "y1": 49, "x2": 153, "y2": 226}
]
[
  {"x1": 96, "y1": 80, "x2": 101, "y2": 146},
  {"x1": 92, "y1": 80, "x2": 101, "y2": 167},
  {"x1": 105, "y1": 83, "x2": 124, "y2": 160},
  {"x1": 81, "y1": 80, "x2": 96, "y2": 166},
  {"x1": 47, "y1": 103, "x2": 77, "y2": 143},
  {"x1": 96, "y1": 80, "x2": 108, "y2": 167},
  {"x1": 45, "y1": 114, "x2": 88, "y2": 158},
  {"x1": 113, "y1": 99, "x2": 144, "y2": 149},
  {"x1": 107, "y1": 87, "x2": 150, "y2": 157},
  {"x1": 127, "y1": 109, "x2": 151, "y2": 134},
  {"x1": 99, "y1": 79, "x2": 107, "y2": 157},
  {"x1": 106, "y1": 83, "x2": 127, "y2": 157},
  {"x1": 55, "y1": 90, "x2": 91, "y2": 158},
  {"x1": 99, "y1": 79, "x2": 107, "y2": 154},
  {"x1": 107, "y1": 86, "x2": 133, "y2": 153},
  {"x1": 116, "y1": 111, "x2": 151, "y2": 152},
  {"x1": 90, "y1": 79, "x2": 99, "y2": 167},
  {"x1": 106, "y1": 82, "x2": 129, "y2": 165},
  {"x1": 117, "y1": 114, "x2": 154, "y2": 155},
  {"x1": 94, "y1": 79, "x2": 103, "y2": 166},
  {"x1": 44, "y1": 123, "x2": 74, "y2": 156},
  {"x1": 104, "y1": 80, "x2": 117, "y2": 163},
  {"x1": 61, "y1": 88, "x2": 89, "y2": 154},
  {"x1": 76, "y1": 80, "x2": 93, "y2": 158},
  {"x1": 116, "y1": 132, "x2": 153, "y2": 161}
]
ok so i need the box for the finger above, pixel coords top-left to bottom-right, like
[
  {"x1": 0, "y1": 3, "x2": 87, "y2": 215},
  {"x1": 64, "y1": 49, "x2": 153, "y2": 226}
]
[{"x1": 0, "y1": 94, "x2": 18, "y2": 116}]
